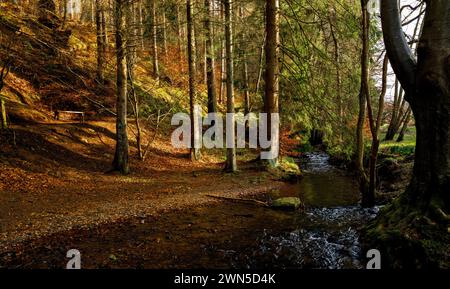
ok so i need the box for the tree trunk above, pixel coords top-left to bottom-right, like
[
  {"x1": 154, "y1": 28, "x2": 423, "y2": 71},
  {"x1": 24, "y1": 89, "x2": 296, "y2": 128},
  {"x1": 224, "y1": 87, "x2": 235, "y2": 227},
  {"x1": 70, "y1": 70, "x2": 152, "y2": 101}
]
[
  {"x1": 381, "y1": 0, "x2": 450, "y2": 212},
  {"x1": 224, "y1": 0, "x2": 236, "y2": 172},
  {"x1": 138, "y1": 0, "x2": 144, "y2": 50},
  {"x1": 127, "y1": 59, "x2": 143, "y2": 160},
  {"x1": 367, "y1": 55, "x2": 389, "y2": 207},
  {"x1": 396, "y1": 107, "x2": 412, "y2": 142},
  {"x1": 162, "y1": 0, "x2": 168, "y2": 59},
  {"x1": 91, "y1": 0, "x2": 95, "y2": 24},
  {"x1": 187, "y1": 0, "x2": 201, "y2": 160},
  {"x1": 176, "y1": 3, "x2": 183, "y2": 65},
  {"x1": 204, "y1": 0, "x2": 217, "y2": 114},
  {"x1": 386, "y1": 83, "x2": 407, "y2": 141},
  {"x1": 254, "y1": 33, "x2": 266, "y2": 97},
  {"x1": 328, "y1": 12, "x2": 343, "y2": 133},
  {"x1": 62, "y1": 0, "x2": 67, "y2": 27},
  {"x1": 95, "y1": 0, "x2": 105, "y2": 83},
  {"x1": 263, "y1": 0, "x2": 280, "y2": 168},
  {"x1": 150, "y1": 0, "x2": 159, "y2": 81},
  {"x1": 243, "y1": 53, "x2": 250, "y2": 115},
  {"x1": 0, "y1": 60, "x2": 11, "y2": 130},
  {"x1": 240, "y1": 6, "x2": 250, "y2": 115},
  {"x1": 112, "y1": 0, "x2": 129, "y2": 174},
  {"x1": 0, "y1": 92, "x2": 7, "y2": 130},
  {"x1": 219, "y1": 3, "x2": 225, "y2": 104},
  {"x1": 101, "y1": 7, "x2": 108, "y2": 46},
  {"x1": 356, "y1": 0, "x2": 370, "y2": 206}
]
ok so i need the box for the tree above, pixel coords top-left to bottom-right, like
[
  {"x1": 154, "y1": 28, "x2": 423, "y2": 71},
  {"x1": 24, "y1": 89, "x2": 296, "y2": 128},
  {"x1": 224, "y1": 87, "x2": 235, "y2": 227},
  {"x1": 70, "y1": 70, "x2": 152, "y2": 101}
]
[
  {"x1": 161, "y1": 0, "x2": 168, "y2": 59},
  {"x1": 380, "y1": 0, "x2": 450, "y2": 217},
  {"x1": 239, "y1": 6, "x2": 250, "y2": 115},
  {"x1": 218, "y1": 2, "x2": 225, "y2": 104},
  {"x1": 112, "y1": 0, "x2": 129, "y2": 174},
  {"x1": 263, "y1": 0, "x2": 280, "y2": 168},
  {"x1": 62, "y1": 0, "x2": 68, "y2": 27},
  {"x1": 355, "y1": 0, "x2": 370, "y2": 207},
  {"x1": 95, "y1": 0, "x2": 105, "y2": 83},
  {"x1": 204, "y1": 0, "x2": 217, "y2": 114},
  {"x1": 396, "y1": 107, "x2": 412, "y2": 142},
  {"x1": 365, "y1": 55, "x2": 389, "y2": 207},
  {"x1": 0, "y1": 59, "x2": 11, "y2": 130},
  {"x1": 125, "y1": 0, "x2": 143, "y2": 160},
  {"x1": 254, "y1": 33, "x2": 265, "y2": 101},
  {"x1": 176, "y1": 1, "x2": 184, "y2": 64},
  {"x1": 224, "y1": 0, "x2": 237, "y2": 172},
  {"x1": 187, "y1": 0, "x2": 201, "y2": 160},
  {"x1": 150, "y1": 0, "x2": 159, "y2": 81},
  {"x1": 385, "y1": 80, "x2": 407, "y2": 140}
]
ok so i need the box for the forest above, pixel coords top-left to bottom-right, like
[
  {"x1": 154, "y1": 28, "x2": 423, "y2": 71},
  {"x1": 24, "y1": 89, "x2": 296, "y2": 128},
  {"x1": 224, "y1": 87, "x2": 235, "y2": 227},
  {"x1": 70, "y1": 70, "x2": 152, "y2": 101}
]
[{"x1": 0, "y1": 0, "x2": 449, "y2": 271}]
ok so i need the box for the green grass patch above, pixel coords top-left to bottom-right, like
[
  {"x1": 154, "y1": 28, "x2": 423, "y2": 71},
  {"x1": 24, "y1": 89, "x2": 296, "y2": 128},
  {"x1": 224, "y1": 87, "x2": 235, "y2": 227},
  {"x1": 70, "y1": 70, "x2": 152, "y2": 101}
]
[{"x1": 380, "y1": 126, "x2": 416, "y2": 156}]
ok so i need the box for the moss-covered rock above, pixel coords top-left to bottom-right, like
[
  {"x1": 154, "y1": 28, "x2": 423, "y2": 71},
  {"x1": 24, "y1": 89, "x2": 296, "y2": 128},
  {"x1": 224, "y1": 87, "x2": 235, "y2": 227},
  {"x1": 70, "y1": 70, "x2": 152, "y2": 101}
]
[
  {"x1": 267, "y1": 157, "x2": 302, "y2": 183},
  {"x1": 271, "y1": 197, "x2": 302, "y2": 210}
]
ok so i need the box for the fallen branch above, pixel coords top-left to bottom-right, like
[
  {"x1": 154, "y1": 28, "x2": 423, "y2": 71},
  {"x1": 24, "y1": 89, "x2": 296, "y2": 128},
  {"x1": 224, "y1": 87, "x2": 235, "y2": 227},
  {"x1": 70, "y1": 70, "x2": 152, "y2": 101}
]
[{"x1": 206, "y1": 194, "x2": 269, "y2": 207}]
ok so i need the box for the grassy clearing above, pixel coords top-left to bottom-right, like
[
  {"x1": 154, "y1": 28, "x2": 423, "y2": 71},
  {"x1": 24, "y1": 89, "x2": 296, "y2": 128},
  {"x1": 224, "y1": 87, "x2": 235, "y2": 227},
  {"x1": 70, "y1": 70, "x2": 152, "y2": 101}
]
[{"x1": 379, "y1": 126, "x2": 416, "y2": 156}]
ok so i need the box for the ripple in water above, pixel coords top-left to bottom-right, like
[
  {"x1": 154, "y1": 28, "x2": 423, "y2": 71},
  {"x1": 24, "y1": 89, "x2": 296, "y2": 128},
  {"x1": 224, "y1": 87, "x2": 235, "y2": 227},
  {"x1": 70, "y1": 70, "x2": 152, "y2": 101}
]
[{"x1": 231, "y1": 206, "x2": 381, "y2": 269}]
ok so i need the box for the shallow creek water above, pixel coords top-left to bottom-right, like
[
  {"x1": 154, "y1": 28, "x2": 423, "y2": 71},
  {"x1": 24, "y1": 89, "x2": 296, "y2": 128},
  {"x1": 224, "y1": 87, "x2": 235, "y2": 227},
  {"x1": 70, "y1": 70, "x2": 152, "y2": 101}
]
[{"x1": 227, "y1": 152, "x2": 380, "y2": 269}]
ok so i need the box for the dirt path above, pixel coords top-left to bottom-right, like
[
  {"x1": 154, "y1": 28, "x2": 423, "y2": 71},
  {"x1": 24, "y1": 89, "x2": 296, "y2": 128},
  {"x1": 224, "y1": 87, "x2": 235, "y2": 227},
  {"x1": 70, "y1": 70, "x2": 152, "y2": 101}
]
[{"x1": 0, "y1": 120, "x2": 285, "y2": 254}]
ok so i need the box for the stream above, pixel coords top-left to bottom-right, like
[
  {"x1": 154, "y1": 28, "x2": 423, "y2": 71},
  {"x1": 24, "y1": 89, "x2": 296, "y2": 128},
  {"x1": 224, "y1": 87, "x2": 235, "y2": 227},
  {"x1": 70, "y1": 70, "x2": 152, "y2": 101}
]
[{"x1": 228, "y1": 152, "x2": 381, "y2": 269}]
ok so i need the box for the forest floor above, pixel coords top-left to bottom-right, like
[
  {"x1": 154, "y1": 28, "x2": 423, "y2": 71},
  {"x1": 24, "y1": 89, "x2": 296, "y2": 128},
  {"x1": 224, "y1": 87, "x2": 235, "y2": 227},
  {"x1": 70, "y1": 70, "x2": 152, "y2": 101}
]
[{"x1": 0, "y1": 118, "x2": 287, "y2": 266}]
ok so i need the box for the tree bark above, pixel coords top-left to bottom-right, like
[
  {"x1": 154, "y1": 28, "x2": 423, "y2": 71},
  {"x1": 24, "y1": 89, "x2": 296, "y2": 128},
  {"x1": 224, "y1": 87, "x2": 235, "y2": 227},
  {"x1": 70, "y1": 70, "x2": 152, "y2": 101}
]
[
  {"x1": 101, "y1": 7, "x2": 108, "y2": 46},
  {"x1": 263, "y1": 0, "x2": 280, "y2": 168},
  {"x1": 367, "y1": 55, "x2": 389, "y2": 207},
  {"x1": 240, "y1": 6, "x2": 250, "y2": 115},
  {"x1": 396, "y1": 106, "x2": 412, "y2": 142},
  {"x1": 219, "y1": 2, "x2": 225, "y2": 104},
  {"x1": 205, "y1": 0, "x2": 217, "y2": 114},
  {"x1": 1, "y1": 58, "x2": 11, "y2": 130},
  {"x1": 385, "y1": 80, "x2": 402, "y2": 140},
  {"x1": 254, "y1": 33, "x2": 266, "y2": 97},
  {"x1": 176, "y1": 3, "x2": 183, "y2": 65},
  {"x1": 138, "y1": 0, "x2": 144, "y2": 50},
  {"x1": 162, "y1": 0, "x2": 168, "y2": 59},
  {"x1": 62, "y1": 0, "x2": 67, "y2": 27},
  {"x1": 187, "y1": 0, "x2": 201, "y2": 160},
  {"x1": 356, "y1": 0, "x2": 370, "y2": 206},
  {"x1": 150, "y1": 0, "x2": 159, "y2": 81},
  {"x1": 112, "y1": 0, "x2": 129, "y2": 174},
  {"x1": 95, "y1": 0, "x2": 105, "y2": 83},
  {"x1": 0, "y1": 81, "x2": 7, "y2": 130},
  {"x1": 224, "y1": 0, "x2": 237, "y2": 172}
]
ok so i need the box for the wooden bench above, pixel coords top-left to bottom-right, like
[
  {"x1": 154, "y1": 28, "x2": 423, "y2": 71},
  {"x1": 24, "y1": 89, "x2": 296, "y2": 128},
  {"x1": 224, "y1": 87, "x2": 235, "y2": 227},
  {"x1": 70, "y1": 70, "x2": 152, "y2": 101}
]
[{"x1": 54, "y1": 110, "x2": 85, "y2": 123}]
